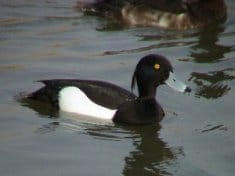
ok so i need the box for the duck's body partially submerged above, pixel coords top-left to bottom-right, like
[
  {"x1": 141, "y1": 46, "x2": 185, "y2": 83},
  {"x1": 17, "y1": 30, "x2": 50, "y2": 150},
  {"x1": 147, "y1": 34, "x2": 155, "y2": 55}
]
[
  {"x1": 76, "y1": 0, "x2": 227, "y2": 30},
  {"x1": 26, "y1": 54, "x2": 191, "y2": 125}
]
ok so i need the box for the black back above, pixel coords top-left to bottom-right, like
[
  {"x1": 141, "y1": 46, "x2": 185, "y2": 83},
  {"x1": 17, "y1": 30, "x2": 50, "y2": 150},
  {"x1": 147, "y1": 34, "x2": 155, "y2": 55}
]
[{"x1": 28, "y1": 79, "x2": 136, "y2": 109}]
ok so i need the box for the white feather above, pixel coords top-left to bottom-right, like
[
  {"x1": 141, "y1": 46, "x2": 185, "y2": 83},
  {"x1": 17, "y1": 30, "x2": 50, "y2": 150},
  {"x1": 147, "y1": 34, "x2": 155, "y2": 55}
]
[{"x1": 58, "y1": 86, "x2": 117, "y2": 120}]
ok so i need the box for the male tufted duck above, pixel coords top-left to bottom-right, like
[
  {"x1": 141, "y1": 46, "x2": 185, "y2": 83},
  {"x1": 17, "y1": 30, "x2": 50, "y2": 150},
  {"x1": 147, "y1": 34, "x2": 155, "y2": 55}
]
[
  {"x1": 26, "y1": 54, "x2": 191, "y2": 125},
  {"x1": 76, "y1": 0, "x2": 227, "y2": 30}
]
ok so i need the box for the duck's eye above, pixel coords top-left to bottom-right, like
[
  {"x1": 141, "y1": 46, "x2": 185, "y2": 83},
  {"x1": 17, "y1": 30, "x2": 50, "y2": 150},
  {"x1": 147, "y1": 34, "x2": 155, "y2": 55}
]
[{"x1": 154, "y1": 63, "x2": 160, "y2": 70}]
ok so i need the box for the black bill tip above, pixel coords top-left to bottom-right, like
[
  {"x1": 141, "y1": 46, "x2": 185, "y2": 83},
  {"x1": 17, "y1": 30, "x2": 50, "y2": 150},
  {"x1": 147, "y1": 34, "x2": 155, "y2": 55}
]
[{"x1": 185, "y1": 86, "x2": 192, "y2": 93}]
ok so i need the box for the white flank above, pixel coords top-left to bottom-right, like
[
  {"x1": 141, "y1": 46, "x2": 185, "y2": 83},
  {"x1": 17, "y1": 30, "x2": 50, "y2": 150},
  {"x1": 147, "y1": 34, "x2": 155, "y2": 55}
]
[{"x1": 58, "y1": 87, "x2": 117, "y2": 120}]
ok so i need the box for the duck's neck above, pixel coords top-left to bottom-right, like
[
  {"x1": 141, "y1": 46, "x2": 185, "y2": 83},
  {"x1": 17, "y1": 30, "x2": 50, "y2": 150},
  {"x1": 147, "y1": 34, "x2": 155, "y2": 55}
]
[{"x1": 138, "y1": 83, "x2": 157, "y2": 99}]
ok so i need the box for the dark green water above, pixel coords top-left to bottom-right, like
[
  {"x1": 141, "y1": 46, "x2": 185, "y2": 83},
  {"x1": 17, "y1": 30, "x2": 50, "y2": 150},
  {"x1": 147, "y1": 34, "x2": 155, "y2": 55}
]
[{"x1": 0, "y1": 0, "x2": 234, "y2": 176}]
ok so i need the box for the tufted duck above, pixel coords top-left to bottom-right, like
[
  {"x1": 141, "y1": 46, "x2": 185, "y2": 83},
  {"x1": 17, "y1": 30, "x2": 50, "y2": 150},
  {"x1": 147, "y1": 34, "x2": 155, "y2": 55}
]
[{"x1": 26, "y1": 54, "x2": 191, "y2": 125}]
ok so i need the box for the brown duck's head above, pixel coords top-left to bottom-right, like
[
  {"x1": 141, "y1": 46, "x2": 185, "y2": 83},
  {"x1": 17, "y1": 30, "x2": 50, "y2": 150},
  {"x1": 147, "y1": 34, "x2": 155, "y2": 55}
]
[{"x1": 182, "y1": 0, "x2": 227, "y2": 26}]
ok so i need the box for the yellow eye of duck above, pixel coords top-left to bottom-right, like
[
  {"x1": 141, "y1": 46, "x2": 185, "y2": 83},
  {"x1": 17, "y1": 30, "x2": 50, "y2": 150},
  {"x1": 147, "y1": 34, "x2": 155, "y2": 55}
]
[{"x1": 154, "y1": 63, "x2": 160, "y2": 70}]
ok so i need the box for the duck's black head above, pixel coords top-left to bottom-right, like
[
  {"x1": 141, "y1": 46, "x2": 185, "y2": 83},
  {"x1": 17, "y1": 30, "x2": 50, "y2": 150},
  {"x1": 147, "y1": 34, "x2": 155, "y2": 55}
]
[{"x1": 131, "y1": 54, "x2": 191, "y2": 98}]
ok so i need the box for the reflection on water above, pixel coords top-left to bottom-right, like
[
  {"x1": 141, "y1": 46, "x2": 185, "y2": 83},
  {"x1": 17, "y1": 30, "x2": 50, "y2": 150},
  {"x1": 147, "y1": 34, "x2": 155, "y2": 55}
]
[
  {"x1": 25, "y1": 101, "x2": 179, "y2": 176},
  {"x1": 35, "y1": 122, "x2": 60, "y2": 134},
  {"x1": 102, "y1": 30, "x2": 198, "y2": 56},
  {"x1": 18, "y1": 87, "x2": 179, "y2": 175},
  {"x1": 20, "y1": 97, "x2": 59, "y2": 118},
  {"x1": 102, "y1": 40, "x2": 195, "y2": 56},
  {"x1": 188, "y1": 25, "x2": 235, "y2": 99},
  {"x1": 189, "y1": 26, "x2": 233, "y2": 63},
  {"x1": 121, "y1": 126, "x2": 177, "y2": 176},
  {"x1": 189, "y1": 68, "x2": 235, "y2": 99}
]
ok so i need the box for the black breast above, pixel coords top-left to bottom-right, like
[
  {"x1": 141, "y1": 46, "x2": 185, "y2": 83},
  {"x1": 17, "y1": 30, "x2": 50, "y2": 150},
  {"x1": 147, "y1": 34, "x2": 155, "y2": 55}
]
[{"x1": 113, "y1": 98, "x2": 165, "y2": 125}]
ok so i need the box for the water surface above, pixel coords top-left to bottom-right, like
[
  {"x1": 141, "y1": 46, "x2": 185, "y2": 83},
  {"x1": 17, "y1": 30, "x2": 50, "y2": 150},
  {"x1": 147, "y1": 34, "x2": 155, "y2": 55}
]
[{"x1": 0, "y1": 0, "x2": 235, "y2": 176}]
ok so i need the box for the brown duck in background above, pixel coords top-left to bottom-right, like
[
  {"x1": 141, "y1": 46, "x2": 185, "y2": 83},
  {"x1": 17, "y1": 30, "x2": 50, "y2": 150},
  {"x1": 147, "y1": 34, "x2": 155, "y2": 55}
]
[{"x1": 76, "y1": 0, "x2": 227, "y2": 30}]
